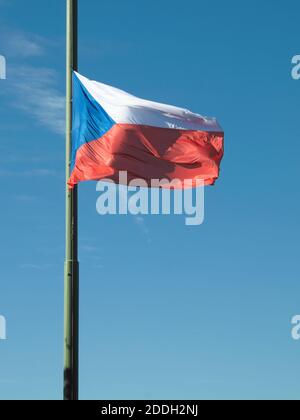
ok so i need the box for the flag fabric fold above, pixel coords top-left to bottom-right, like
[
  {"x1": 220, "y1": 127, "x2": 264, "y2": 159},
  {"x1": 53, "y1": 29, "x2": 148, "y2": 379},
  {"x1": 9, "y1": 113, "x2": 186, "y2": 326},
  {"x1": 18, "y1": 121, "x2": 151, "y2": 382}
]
[{"x1": 68, "y1": 72, "x2": 224, "y2": 189}]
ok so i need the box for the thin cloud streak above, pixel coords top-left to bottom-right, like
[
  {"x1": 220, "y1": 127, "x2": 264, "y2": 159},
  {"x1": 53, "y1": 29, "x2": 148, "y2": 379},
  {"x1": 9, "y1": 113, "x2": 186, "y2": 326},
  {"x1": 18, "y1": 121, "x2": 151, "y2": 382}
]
[
  {"x1": 3, "y1": 65, "x2": 65, "y2": 135},
  {"x1": 0, "y1": 29, "x2": 65, "y2": 135},
  {"x1": 19, "y1": 263, "x2": 54, "y2": 271},
  {"x1": 134, "y1": 216, "x2": 152, "y2": 244},
  {"x1": 0, "y1": 168, "x2": 61, "y2": 177},
  {"x1": 0, "y1": 29, "x2": 47, "y2": 58},
  {"x1": 6, "y1": 33, "x2": 44, "y2": 57}
]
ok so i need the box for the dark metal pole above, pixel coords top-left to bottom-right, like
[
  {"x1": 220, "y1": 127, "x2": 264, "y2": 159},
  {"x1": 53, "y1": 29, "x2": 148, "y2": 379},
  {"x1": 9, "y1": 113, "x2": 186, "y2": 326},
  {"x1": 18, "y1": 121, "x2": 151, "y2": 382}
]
[{"x1": 64, "y1": 0, "x2": 79, "y2": 401}]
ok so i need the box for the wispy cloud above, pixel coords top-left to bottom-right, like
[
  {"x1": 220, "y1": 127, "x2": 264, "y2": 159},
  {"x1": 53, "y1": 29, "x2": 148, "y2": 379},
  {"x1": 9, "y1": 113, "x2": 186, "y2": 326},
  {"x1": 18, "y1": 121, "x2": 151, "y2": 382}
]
[
  {"x1": 134, "y1": 216, "x2": 152, "y2": 244},
  {"x1": 12, "y1": 194, "x2": 37, "y2": 202},
  {"x1": 0, "y1": 28, "x2": 65, "y2": 135},
  {"x1": 0, "y1": 154, "x2": 44, "y2": 164},
  {"x1": 5, "y1": 65, "x2": 65, "y2": 135},
  {"x1": 81, "y1": 244, "x2": 100, "y2": 253},
  {"x1": 7, "y1": 33, "x2": 44, "y2": 57},
  {"x1": 27, "y1": 169, "x2": 60, "y2": 177},
  {"x1": 19, "y1": 263, "x2": 54, "y2": 271},
  {"x1": 0, "y1": 168, "x2": 60, "y2": 177},
  {"x1": 0, "y1": 29, "x2": 46, "y2": 58},
  {"x1": 79, "y1": 243, "x2": 104, "y2": 268}
]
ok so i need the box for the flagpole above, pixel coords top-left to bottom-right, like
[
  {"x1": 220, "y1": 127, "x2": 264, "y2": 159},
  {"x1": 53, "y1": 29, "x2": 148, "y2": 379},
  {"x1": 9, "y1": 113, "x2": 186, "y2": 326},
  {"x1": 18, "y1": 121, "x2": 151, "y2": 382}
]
[{"x1": 64, "y1": 0, "x2": 79, "y2": 401}]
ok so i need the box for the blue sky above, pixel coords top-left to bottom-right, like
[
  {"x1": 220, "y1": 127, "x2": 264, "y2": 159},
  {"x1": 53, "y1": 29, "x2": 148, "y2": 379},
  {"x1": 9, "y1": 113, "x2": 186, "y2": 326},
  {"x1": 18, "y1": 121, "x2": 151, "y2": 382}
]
[{"x1": 0, "y1": 0, "x2": 300, "y2": 400}]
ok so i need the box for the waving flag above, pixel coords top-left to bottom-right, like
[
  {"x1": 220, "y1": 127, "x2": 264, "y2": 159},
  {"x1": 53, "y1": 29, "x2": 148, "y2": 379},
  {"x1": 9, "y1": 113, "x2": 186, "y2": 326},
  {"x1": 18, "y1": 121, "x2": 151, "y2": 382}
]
[{"x1": 68, "y1": 72, "x2": 224, "y2": 189}]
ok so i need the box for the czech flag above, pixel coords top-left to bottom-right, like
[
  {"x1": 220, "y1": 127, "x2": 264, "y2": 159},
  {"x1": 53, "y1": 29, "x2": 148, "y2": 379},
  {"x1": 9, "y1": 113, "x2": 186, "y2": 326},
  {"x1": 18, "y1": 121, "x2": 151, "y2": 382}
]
[{"x1": 68, "y1": 72, "x2": 224, "y2": 189}]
